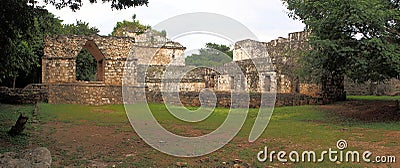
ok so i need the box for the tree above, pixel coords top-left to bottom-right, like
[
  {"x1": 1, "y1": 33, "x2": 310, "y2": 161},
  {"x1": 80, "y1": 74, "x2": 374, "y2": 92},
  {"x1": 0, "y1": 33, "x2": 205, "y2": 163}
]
[
  {"x1": 0, "y1": 1, "x2": 100, "y2": 87},
  {"x1": 63, "y1": 20, "x2": 99, "y2": 35},
  {"x1": 283, "y1": 0, "x2": 400, "y2": 100},
  {"x1": 186, "y1": 43, "x2": 233, "y2": 67},
  {"x1": 0, "y1": 0, "x2": 41, "y2": 88},
  {"x1": 62, "y1": 21, "x2": 100, "y2": 81},
  {"x1": 205, "y1": 43, "x2": 233, "y2": 58},
  {"x1": 111, "y1": 14, "x2": 151, "y2": 36},
  {"x1": 43, "y1": 0, "x2": 148, "y2": 11},
  {"x1": 23, "y1": 8, "x2": 64, "y2": 86}
]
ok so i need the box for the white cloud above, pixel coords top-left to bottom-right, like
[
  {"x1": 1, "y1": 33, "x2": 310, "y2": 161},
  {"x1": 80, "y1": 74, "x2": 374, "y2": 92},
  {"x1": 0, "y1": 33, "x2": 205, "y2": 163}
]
[{"x1": 43, "y1": 0, "x2": 305, "y2": 50}]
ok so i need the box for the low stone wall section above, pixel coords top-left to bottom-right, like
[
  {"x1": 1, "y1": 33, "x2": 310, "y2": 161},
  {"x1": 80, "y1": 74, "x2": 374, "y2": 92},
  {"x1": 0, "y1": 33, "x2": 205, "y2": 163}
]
[{"x1": 146, "y1": 91, "x2": 323, "y2": 108}]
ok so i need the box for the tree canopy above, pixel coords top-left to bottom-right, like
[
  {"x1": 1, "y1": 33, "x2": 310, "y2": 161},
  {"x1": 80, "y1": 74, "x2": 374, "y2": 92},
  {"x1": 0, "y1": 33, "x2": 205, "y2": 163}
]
[
  {"x1": 111, "y1": 14, "x2": 151, "y2": 36},
  {"x1": 43, "y1": 0, "x2": 148, "y2": 11},
  {"x1": 0, "y1": 0, "x2": 101, "y2": 87},
  {"x1": 186, "y1": 43, "x2": 233, "y2": 67},
  {"x1": 283, "y1": 0, "x2": 400, "y2": 83},
  {"x1": 0, "y1": 0, "x2": 65, "y2": 87}
]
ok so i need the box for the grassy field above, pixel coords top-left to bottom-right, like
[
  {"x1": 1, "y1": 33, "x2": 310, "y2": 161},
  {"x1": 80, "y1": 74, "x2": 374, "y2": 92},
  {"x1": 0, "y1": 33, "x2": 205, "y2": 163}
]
[{"x1": 0, "y1": 96, "x2": 399, "y2": 167}]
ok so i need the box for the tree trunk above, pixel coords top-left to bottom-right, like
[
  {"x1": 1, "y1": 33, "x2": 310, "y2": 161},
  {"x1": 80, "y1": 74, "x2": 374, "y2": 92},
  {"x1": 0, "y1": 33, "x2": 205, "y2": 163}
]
[
  {"x1": 322, "y1": 74, "x2": 346, "y2": 104},
  {"x1": 12, "y1": 76, "x2": 16, "y2": 89},
  {"x1": 8, "y1": 113, "x2": 29, "y2": 136}
]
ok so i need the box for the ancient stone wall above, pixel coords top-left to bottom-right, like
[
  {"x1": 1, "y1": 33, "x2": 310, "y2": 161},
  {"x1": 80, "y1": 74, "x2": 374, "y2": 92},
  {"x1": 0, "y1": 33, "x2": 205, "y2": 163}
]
[
  {"x1": 43, "y1": 35, "x2": 134, "y2": 85},
  {"x1": 231, "y1": 31, "x2": 318, "y2": 96},
  {"x1": 47, "y1": 83, "x2": 145, "y2": 105},
  {"x1": 0, "y1": 84, "x2": 47, "y2": 104},
  {"x1": 345, "y1": 78, "x2": 400, "y2": 96},
  {"x1": 43, "y1": 35, "x2": 185, "y2": 85},
  {"x1": 146, "y1": 91, "x2": 323, "y2": 108},
  {"x1": 133, "y1": 42, "x2": 185, "y2": 66},
  {"x1": 41, "y1": 31, "x2": 352, "y2": 106}
]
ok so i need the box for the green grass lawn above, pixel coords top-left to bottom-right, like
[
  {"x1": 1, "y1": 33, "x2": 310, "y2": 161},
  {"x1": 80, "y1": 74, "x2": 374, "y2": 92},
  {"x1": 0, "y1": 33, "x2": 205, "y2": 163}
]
[{"x1": 0, "y1": 96, "x2": 399, "y2": 167}]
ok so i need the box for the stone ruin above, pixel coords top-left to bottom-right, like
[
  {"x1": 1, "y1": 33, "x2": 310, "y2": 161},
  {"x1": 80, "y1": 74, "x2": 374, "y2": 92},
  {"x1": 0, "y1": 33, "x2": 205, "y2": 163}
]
[
  {"x1": 40, "y1": 30, "x2": 399, "y2": 106},
  {"x1": 40, "y1": 30, "x2": 326, "y2": 106}
]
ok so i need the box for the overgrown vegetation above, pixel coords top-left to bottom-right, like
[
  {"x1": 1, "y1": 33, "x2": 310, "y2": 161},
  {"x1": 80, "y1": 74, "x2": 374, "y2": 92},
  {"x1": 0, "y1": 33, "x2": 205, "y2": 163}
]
[
  {"x1": 283, "y1": 0, "x2": 400, "y2": 84},
  {"x1": 0, "y1": 1, "x2": 100, "y2": 87},
  {"x1": 186, "y1": 43, "x2": 233, "y2": 67}
]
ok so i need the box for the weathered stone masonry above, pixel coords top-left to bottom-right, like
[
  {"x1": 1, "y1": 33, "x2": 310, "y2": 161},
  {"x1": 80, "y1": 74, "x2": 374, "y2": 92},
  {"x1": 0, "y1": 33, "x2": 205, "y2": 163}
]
[
  {"x1": 41, "y1": 32, "x2": 325, "y2": 106},
  {"x1": 40, "y1": 30, "x2": 397, "y2": 106},
  {"x1": 42, "y1": 34, "x2": 187, "y2": 105}
]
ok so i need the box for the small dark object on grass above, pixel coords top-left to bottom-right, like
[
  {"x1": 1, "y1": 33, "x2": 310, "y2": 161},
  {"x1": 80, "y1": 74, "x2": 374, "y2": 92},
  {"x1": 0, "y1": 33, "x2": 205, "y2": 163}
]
[{"x1": 8, "y1": 113, "x2": 29, "y2": 136}]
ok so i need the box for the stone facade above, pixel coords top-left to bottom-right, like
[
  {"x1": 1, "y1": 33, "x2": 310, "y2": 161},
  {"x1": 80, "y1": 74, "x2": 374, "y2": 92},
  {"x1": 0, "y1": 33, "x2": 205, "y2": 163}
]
[
  {"x1": 41, "y1": 31, "x2": 352, "y2": 106},
  {"x1": 145, "y1": 92, "x2": 323, "y2": 108}
]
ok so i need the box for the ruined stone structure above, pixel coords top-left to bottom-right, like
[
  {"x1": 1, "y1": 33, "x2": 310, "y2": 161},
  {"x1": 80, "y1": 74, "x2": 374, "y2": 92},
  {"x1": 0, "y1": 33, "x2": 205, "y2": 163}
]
[{"x1": 41, "y1": 31, "x2": 348, "y2": 106}]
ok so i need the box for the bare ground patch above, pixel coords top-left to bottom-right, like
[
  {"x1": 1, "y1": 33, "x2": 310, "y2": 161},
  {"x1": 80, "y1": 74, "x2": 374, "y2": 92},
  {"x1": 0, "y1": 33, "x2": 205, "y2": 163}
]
[{"x1": 319, "y1": 100, "x2": 400, "y2": 122}]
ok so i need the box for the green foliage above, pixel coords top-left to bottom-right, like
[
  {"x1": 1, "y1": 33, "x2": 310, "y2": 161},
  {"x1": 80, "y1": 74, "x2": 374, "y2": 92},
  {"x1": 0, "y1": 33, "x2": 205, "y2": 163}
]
[
  {"x1": 205, "y1": 43, "x2": 233, "y2": 58},
  {"x1": 62, "y1": 20, "x2": 99, "y2": 35},
  {"x1": 283, "y1": 0, "x2": 400, "y2": 83},
  {"x1": 0, "y1": 1, "x2": 100, "y2": 86},
  {"x1": 111, "y1": 14, "x2": 168, "y2": 40},
  {"x1": 61, "y1": 20, "x2": 99, "y2": 81},
  {"x1": 111, "y1": 14, "x2": 151, "y2": 36},
  {"x1": 186, "y1": 43, "x2": 233, "y2": 67},
  {"x1": 0, "y1": 0, "x2": 35, "y2": 83},
  {"x1": 75, "y1": 48, "x2": 97, "y2": 81},
  {"x1": 0, "y1": 1, "x2": 65, "y2": 86},
  {"x1": 43, "y1": 0, "x2": 148, "y2": 11}
]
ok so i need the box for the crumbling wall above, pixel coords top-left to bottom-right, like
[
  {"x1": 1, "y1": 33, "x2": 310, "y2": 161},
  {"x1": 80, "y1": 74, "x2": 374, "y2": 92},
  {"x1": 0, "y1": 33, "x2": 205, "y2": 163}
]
[
  {"x1": 146, "y1": 91, "x2": 323, "y2": 108},
  {"x1": 43, "y1": 35, "x2": 134, "y2": 85},
  {"x1": 41, "y1": 31, "x2": 352, "y2": 106},
  {"x1": 231, "y1": 32, "x2": 316, "y2": 96},
  {"x1": 47, "y1": 83, "x2": 144, "y2": 105},
  {"x1": 345, "y1": 78, "x2": 400, "y2": 96},
  {"x1": 133, "y1": 42, "x2": 185, "y2": 66}
]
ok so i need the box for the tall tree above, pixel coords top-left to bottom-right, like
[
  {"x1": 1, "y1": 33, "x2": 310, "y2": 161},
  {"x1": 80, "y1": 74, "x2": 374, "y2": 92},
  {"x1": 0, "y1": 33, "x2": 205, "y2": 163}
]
[
  {"x1": 186, "y1": 43, "x2": 233, "y2": 67},
  {"x1": 28, "y1": 8, "x2": 64, "y2": 83},
  {"x1": 283, "y1": 0, "x2": 400, "y2": 100},
  {"x1": 1, "y1": 0, "x2": 39, "y2": 87}
]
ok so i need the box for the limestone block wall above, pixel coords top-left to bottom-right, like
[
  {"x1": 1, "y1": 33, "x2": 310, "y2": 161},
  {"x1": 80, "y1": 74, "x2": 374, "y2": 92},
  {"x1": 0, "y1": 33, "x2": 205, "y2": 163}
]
[
  {"x1": 133, "y1": 42, "x2": 185, "y2": 66},
  {"x1": 215, "y1": 75, "x2": 233, "y2": 92},
  {"x1": 345, "y1": 78, "x2": 400, "y2": 96},
  {"x1": 233, "y1": 39, "x2": 269, "y2": 61},
  {"x1": 145, "y1": 91, "x2": 323, "y2": 108},
  {"x1": 231, "y1": 31, "x2": 317, "y2": 97},
  {"x1": 42, "y1": 58, "x2": 76, "y2": 83},
  {"x1": 42, "y1": 35, "x2": 135, "y2": 85},
  {"x1": 104, "y1": 59, "x2": 127, "y2": 85},
  {"x1": 41, "y1": 31, "x2": 349, "y2": 106},
  {"x1": 47, "y1": 83, "x2": 145, "y2": 105},
  {"x1": 300, "y1": 83, "x2": 322, "y2": 97},
  {"x1": 138, "y1": 65, "x2": 208, "y2": 92}
]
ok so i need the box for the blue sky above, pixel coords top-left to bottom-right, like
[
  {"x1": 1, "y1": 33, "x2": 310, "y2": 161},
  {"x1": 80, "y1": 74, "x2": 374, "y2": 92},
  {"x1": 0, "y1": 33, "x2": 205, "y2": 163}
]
[{"x1": 43, "y1": 0, "x2": 305, "y2": 52}]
